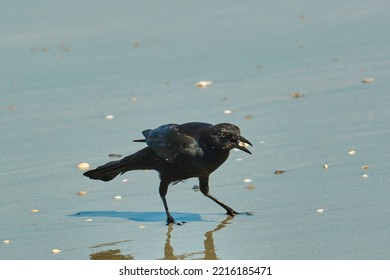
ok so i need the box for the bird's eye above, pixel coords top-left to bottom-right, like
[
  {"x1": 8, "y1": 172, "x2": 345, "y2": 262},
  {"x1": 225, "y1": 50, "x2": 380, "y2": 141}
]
[{"x1": 221, "y1": 133, "x2": 226, "y2": 138}]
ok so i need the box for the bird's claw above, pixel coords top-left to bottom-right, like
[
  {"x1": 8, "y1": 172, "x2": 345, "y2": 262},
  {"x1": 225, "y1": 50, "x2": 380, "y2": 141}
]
[
  {"x1": 166, "y1": 215, "x2": 186, "y2": 226},
  {"x1": 226, "y1": 211, "x2": 253, "y2": 217},
  {"x1": 226, "y1": 209, "x2": 239, "y2": 216}
]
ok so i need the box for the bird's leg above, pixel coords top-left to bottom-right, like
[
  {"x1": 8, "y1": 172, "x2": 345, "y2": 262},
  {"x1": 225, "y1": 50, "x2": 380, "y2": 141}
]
[
  {"x1": 199, "y1": 176, "x2": 239, "y2": 216},
  {"x1": 159, "y1": 179, "x2": 175, "y2": 225}
]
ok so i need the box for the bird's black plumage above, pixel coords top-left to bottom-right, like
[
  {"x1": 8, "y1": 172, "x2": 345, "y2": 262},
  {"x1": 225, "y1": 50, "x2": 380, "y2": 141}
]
[{"x1": 83, "y1": 122, "x2": 252, "y2": 224}]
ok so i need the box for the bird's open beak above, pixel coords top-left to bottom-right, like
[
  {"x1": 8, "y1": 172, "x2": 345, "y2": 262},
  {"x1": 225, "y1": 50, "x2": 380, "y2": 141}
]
[{"x1": 234, "y1": 136, "x2": 253, "y2": 154}]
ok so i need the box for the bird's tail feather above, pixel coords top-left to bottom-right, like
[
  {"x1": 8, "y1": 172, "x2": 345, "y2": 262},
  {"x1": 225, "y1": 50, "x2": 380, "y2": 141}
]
[
  {"x1": 83, "y1": 147, "x2": 154, "y2": 182},
  {"x1": 83, "y1": 159, "x2": 128, "y2": 181}
]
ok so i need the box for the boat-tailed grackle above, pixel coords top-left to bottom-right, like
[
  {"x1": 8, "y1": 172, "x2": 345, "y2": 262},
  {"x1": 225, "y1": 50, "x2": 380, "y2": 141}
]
[{"x1": 83, "y1": 122, "x2": 252, "y2": 224}]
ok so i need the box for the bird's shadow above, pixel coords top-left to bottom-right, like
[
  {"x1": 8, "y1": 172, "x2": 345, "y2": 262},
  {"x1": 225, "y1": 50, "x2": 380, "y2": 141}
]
[{"x1": 70, "y1": 210, "x2": 204, "y2": 223}]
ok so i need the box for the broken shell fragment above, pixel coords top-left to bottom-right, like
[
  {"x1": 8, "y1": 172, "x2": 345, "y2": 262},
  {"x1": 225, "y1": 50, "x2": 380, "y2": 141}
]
[
  {"x1": 196, "y1": 81, "x2": 212, "y2": 88},
  {"x1": 274, "y1": 170, "x2": 286, "y2": 175},
  {"x1": 362, "y1": 78, "x2": 375, "y2": 84},
  {"x1": 323, "y1": 164, "x2": 329, "y2": 170},
  {"x1": 316, "y1": 208, "x2": 325, "y2": 214},
  {"x1": 31, "y1": 209, "x2": 39, "y2": 213},
  {"x1": 348, "y1": 150, "x2": 356, "y2": 155},
  {"x1": 77, "y1": 191, "x2": 87, "y2": 196},
  {"x1": 291, "y1": 92, "x2": 304, "y2": 98},
  {"x1": 77, "y1": 162, "x2": 90, "y2": 170},
  {"x1": 51, "y1": 249, "x2": 61, "y2": 254},
  {"x1": 243, "y1": 178, "x2": 252, "y2": 183},
  {"x1": 239, "y1": 141, "x2": 250, "y2": 148},
  {"x1": 3, "y1": 240, "x2": 11, "y2": 245},
  {"x1": 223, "y1": 109, "x2": 233, "y2": 114},
  {"x1": 113, "y1": 195, "x2": 122, "y2": 200}
]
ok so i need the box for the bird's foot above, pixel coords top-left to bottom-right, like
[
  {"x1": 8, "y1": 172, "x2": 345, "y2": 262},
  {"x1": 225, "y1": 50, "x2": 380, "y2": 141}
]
[
  {"x1": 166, "y1": 215, "x2": 175, "y2": 225},
  {"x1": 226, "y1": 209, "x2": 239, "y2": 216},
  {"x1": 226, "y1": 210, "x2": 253, "y2": 217},
  {"x1": 165, "y1": 215, "x2": 186, "y2": 226}
]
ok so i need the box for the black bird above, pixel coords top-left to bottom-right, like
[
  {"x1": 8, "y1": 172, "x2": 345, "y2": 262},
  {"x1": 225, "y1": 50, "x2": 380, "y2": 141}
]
[{"x1": 83, "y1": 122, "x2": 252, "y2": 224}]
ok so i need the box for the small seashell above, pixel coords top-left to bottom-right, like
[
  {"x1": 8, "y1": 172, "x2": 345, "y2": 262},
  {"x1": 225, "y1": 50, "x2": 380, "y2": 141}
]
[
  {"x1": 121, "y1": 179, "x2": 128, "y2": 183},
  {"x1": 291, "y1": 92, "x2": 304, "y2": 98},
  {"x1": 77, "y1": 162, "x2": 90, "y2": 170},
  {"x1": 113, "y1": 195, "x2": 122, "y2": 200},
  {"x1": 31, "y1": 209, "x2": 39, "y2": 213},
  {"x1": 274, "y1": 170, "x2": 286, "y2": 175},
  {"x1": 239, "y1": 141, "x2": 250, "y2": 148},
  {"x1": 51, "y1": 249, "x2": 61, "y2": 254},
  {"x1": 223, "y1": 109, "x2": 233, "y2": 114},
  {"x1": 362, "y1": 78, "x2": 375, "y2": 84},
  {"x1": 77, "y1": 191, "x2": 87, "y2": 196},
  {"x1": 361, "y1": 174, "x2": 369, "y2": 178},
  {"x1": 139, "y1": 225, "x2": 146, "y2": 229},
  {"x1": 84, "y1": 218, "x2": 93, "y2": 222},
  {"x1": 243, "y1": 178, "x2": 252, "y2": 183},
  {"x1": 196, "y1": 81, "x2": 212, "y2": 88},
  {"x1": 348, "y1": 150, "x2": 356, "y2": 155},
  {"x1": 105, "y1": 114, "x2": 114, "y2": 120},
  {"x1": 323, "y1": 163, "x2": 329, "y2": 170},
  {"x1": 316, "y1": 208, "x2": 325, "y2": 214},
  {"x1": 245, "y1": 185, "x2": 256, "y2": 190},
  {"x1": 235, "y1": 158, "x2": 243, "y2": 161},
  {"x1": 3, "y1": 240, "x2": 11, "y2": 245},
  {"x1": 361, "y1": 165, "x2": 369, "y2": 170}
]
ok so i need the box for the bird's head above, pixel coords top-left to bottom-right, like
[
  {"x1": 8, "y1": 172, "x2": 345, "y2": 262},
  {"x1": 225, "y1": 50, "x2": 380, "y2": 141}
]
[{"x1": 209, "y1": 123, "x2": 252, "y2": 154}]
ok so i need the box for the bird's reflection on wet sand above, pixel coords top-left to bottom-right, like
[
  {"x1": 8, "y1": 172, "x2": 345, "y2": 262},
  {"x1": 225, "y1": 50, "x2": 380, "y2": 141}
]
[{"x1": 89, "y1": 215, "x2": 233, "y2": 260}]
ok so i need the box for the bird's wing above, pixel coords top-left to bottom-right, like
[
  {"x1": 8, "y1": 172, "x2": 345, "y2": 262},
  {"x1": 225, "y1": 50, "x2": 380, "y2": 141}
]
[{"x1": 142, "y1": 123, "x2": 206, "y2": 163}]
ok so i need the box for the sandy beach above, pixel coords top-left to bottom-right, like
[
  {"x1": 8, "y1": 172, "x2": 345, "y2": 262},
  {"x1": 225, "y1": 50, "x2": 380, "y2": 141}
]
[{"x1": 1, "y1": 0, "x2": 390, "y2": 259}]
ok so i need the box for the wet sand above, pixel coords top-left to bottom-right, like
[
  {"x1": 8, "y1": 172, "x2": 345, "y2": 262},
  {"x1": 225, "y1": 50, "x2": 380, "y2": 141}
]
[{"x1": 1, "y1": 0, "x2": 390, "y2": 259}]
